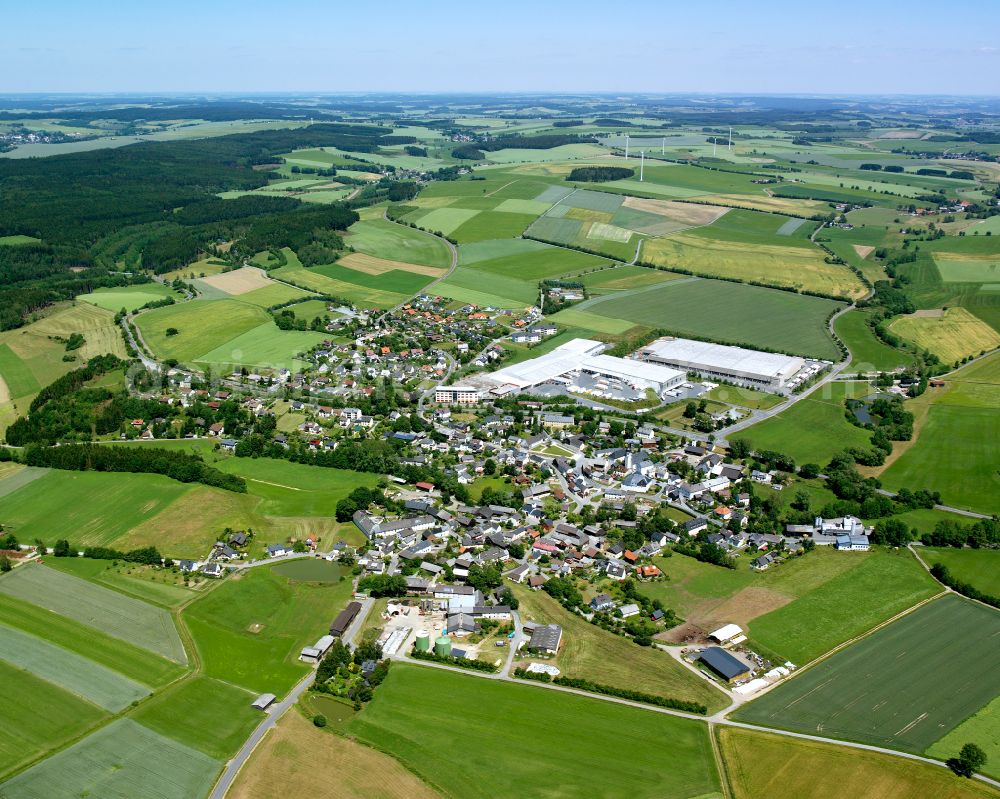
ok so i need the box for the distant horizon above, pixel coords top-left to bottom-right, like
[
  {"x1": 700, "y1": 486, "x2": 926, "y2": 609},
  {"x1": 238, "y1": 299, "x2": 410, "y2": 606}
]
[
  {"x1": 1, "y1": 91, "x2": 1000, "y2": 100},
  {"x1": 2, "y1": 0, "x2": 998, "y2": 95}
]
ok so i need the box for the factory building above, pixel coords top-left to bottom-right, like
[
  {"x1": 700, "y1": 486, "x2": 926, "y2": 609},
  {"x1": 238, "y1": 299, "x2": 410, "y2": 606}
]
[
  {"x1": 485, "y1": 339, "x2": 685, "y2": 396},
  {"x1": 434, "y1": 386, "x2": 480, "y2": 405},
  {"x1": 641, "y1": 337, "x2": 806, "y2": 391}
]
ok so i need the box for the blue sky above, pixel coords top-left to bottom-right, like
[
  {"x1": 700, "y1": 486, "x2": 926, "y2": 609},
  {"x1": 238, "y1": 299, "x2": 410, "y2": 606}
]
[{"x1": 2, "y1": 0, "x2": 998, "y2": 94}]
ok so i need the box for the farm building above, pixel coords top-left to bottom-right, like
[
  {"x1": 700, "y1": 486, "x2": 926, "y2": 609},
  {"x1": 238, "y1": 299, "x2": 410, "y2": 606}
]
[
  {"x1": 485, "y1": 338, "x2": 684, "y2": 395},
  {"x1": 641, "y1": 337, "x2": 806, "y2": 391},
  {"x1": 300, "y1": 634, "x2": 336, "y2": 662},
  {"x1": 251, "y1": 693, "x2": 276, "y2": 711},
  {"x1": 699, "y1": 647, "x2": 752, "y2": 684},
  {"x1": 528, "y1": 624, "x2": 563, "y2": 654},
  {"x1": 709, "y1": 624, "x2": 745, "y2": 645},
  {"x1": 330, "y1": 601, "x2": 362, "y2": 637}
]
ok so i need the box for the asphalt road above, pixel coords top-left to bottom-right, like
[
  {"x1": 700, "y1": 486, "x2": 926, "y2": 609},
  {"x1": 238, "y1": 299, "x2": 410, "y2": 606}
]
[{"x1": 208, "y1": 597, "x2": 373, "y2": 799}]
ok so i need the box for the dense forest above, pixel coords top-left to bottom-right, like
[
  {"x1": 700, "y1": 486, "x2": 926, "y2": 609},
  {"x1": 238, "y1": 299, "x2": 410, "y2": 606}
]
[
  {"x1": 567, "y1": 166, "x2": 635, "y2": 182},
  {"x1": 0, "y1": 124, "x2": 382, "y2": 328}
]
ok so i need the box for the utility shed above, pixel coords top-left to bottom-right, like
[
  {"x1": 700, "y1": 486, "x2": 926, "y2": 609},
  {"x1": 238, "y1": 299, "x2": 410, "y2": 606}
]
[
  {"x1": 251, "y1": 693, "x2": 276, "y2": 711},
  {"x1": 699, "y1": 646, "x2": 751, "y2": 683}
]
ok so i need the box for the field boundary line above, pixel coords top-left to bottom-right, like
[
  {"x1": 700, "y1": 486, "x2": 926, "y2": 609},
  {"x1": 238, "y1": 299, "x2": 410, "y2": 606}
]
[
  {"x1": 709, "y1": 723, "x2": 733, "y2": 799},
  {"x1": 484, "y1": 179, "x2": 518, "y2": 197}
]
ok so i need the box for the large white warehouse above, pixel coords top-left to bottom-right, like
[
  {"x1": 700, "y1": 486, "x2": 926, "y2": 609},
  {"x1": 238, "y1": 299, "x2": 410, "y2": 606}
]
[
  {"x1": 641, "y1": 337, "x2": 805, "y2": 391},
  {"x1": 486, "y1": 339, "x2": 685, "y2": 394}
]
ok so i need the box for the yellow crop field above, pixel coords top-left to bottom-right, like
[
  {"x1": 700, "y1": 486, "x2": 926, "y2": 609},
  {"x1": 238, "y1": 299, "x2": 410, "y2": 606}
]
[{"x1": 889, "y1": 307, "x2": 1000, "y2": 364}]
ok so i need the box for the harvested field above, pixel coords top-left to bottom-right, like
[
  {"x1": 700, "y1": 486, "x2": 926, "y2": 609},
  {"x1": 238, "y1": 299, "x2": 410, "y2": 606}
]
[
  {"x1": 0, "y1": 564, "x2": 186, "y2": 664},
  {"x1": 720, "y1": 727, "x2": 999, "y2": 799},
  {"x1": 198, "y1": 266, "x2": 272, "y2": 295},
  {"x1": 853, "y1": 244, "x2": 875, "y2": 259},
  {"x1": 229, "y1": 710, "x2": 442, "y2": 799},
  {"x1": 337, "y1": 252, "x2": 445, "y2": 277},
  {"x1": 622, "y1": 196, "x2": 729, "y2": 225}
]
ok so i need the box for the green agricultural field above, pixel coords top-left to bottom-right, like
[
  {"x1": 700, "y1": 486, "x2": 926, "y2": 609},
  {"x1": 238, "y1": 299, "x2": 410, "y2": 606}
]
[
  {"x1": 0, "y1": 623, "x2": 149, "y2": 712},
  {"x1": 214, "y1": 457, "x2": 378, "y2": 517},
  {"x1": 878, "y1": 355, "x2": 1000, "y2": 514},
  {"x1": 921, "y1": 547, "x2": 1000, "y2": 596},
  {"x1": 932, "y1": 252, "x2": 1000, "y2": 283},
  {"x1": 136, "y1": 298, "x2": 267, "y2": 362},
  {"x1": 0, "y1": 303, "x2": 126, "y2": 433},
  {"x1": 739, "y1": 381, "x2": 874, "y2": 464},
  {"x1": 0, "y1": 719, "x2": 220, "y2": 799},
  {"x1": 722, "y1": 727, "x2": 999, "y2": 799},
  {"x1": 435, "y1": 267, "x2": 537, "y2": 308},
  {"x1": 183, "y1": 564, "x2": 354, "y2": 694},
  {"x1": 512, "y1": 584, "x2": 727, "y2": 712},
  {"x1": 834, "y1": 308, "x2": 913, "y2": 371},
  {"x1": 346, "y1": 219, "x2": 451, "y2": 267},
  {"x1": 0, "y1": 470, "x2": 189, "y2": 550},
  {"x1": 78, "y1": 283, "x2": 180, "y2": 312},
  {"x1": 0, "y1": 661, "x2": 106, "y2": 780},
  {"x1": 348, "y1": 664, "x2": 721, "y2": 799},
  {"x1": 737, "y1": 595, "x2": 1000, "y2": 753},
  {"x1": 0, "y1": 564, "x2": 187, "y2": 664},
  {"x1": 130, "y1": 675, "x2": 259, "y2": 759},
  {"x1": 194, "y1": 322, "x2": 328, "y2": 372},
  {"x1": 580, "y1": 277, "x2": 844, "y2": 360},
  {"x1": 412, "y1": 206, "x2": 480, "y2": 236},
  {"x1": 271, "y1": 559, "x2": 348, "y2": 583},
  {"x1": 0, "y1": 594, "x2": 184, "y2": 688},
  {"x1": 451, "y1": 210, "x2": 538, "y2": 243},
  {"x1": 465, "y1": 244, "x2": 608, "y2": 282},
  {"x1": 43, "y1": 557, "x2": 199, "y2": 609},
  {"x1": 0, "y1": 235, "x2": 41, "y2": 246},
  {"x1": 545, "y1": 306, "x2": 639, "y2": 335},
  {"x1": 580, "y1": 265, "x2": 683, "y2": 292},
  {"x1": 746, "y1": 548, "x2": 938, "y2": 665},
  {"x1": 0, "y1": 465, "x2": 46, "y2": 500},
  {"x1": 235, "y1": 281, "x2": 315, "y2": 308},
  {"x1": 457, "y1": 237, "x2": 548, "y2": 265},
  {"x1": 704, "y1": 384, "x2": 784, "y2": 410},
  {"x1": 312, "y1": 262, "x2": 431, "y2": 295}
]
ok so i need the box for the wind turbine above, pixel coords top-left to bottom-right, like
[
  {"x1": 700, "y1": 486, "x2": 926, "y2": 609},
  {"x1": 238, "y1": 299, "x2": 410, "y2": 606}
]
[
  {"x1": 712, "y1": 137, "x2": 717, "y2": 157},
  {"x1": 728, "y1": 126, "x2": 733, "y2": 151},
  {"x1": 640, "y1": 151, "x2": 645, "y2": 181},
  {"x1": 661, "y1": 137, "x2": 665, "y2": 155},
  {"x1": 624, "y1": 134, "x2": 630, "y2": 160}
]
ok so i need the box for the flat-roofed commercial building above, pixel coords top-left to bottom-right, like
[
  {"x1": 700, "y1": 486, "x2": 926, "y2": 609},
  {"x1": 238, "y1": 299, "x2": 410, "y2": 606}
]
[
  {"x1": 486, "y1": 339, "x2": 684, "y2": 395},
  {"x1": 435, "y1": 385, "x2": 480, "y2": 405},
  {"x1": 641, "y1": 337, "x2": 805, "y2": 391}
]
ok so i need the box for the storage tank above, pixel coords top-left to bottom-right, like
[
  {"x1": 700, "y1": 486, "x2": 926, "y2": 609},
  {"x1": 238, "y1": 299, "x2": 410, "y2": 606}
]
[
  {"x1": 414, "y1": 631, "x2": 431, "y2": 653},
  {"x1": 434, "y1": 635, "x2": 452, "y2": 657}
]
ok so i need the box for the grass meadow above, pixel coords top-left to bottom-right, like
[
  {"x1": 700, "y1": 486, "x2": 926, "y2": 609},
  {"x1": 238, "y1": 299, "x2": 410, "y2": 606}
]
[
  {"x1": 739, "y1": 381, "x2": 874, "y2": 465},
  {"x1": 78, "y1": 283, "x2": 181, "y2": 312},
  {"x1": 736, "y1": 596, "x2": 999, "y2": 753},
  {"x1": 878, "y1": 353, "x2": 1000, "y2": 514},
  {"x1": 348, "y1": 664, "x2": 722, "y2": 799},
  {"x1": 921, "y1": 547, "x2": 1000, "y2": 596},
  {"x1": 183, "y1": 564, "x2": 353, "y2": 694},
  {"x1": 834, "y1": 308, "x2": 913, "y2": 371},
  {"x1": 512, "y1": 583, "x2": 728, "y2": 712},
  {"x1": 129, "y1": 675, "x2": 259, "y2": 759}
]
